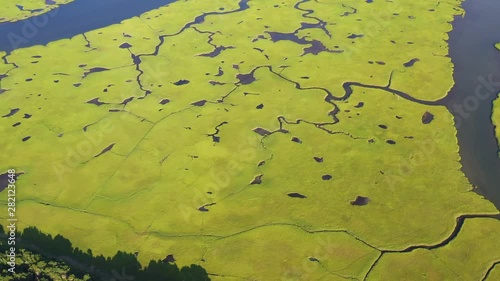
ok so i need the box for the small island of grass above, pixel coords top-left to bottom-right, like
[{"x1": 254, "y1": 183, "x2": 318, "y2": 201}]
[
  {"x1": 0, "y1": 0, "x2": 73, "y2": 23},
  {"x1": 494, "y1": 95, "x2": 500, "y2": 156}
]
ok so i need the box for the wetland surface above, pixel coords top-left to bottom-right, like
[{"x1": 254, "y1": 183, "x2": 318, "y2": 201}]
[{"x1": 0, "y1": 0, "x2": 499, "y2": 280}]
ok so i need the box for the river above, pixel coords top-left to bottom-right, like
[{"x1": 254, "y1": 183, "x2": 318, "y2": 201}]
[
  {"x1": 444, "y1": 0, "x2": 500, "y2": 208},
  {"x1": 0, "y1": 0, "x2": 175, "y2": 52}
]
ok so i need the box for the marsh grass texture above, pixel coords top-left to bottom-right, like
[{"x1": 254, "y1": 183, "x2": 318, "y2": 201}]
[
  {"x1": 1, "y1": 0, "x2": 499, "y2": 280},
  {"x1": 494, "y1": 95, "x2": 500, "y2": 157},
  {"x1": 494, "y1": 44, "x2": 500, "y2": 157},
  {"x1": 0, "y1": 0, "x2": 73, "y2": 23}
]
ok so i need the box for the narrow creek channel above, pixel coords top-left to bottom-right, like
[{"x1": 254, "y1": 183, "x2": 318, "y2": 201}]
[{"x1": 0, "y1": 0, "x2": 499, "y2": 208}]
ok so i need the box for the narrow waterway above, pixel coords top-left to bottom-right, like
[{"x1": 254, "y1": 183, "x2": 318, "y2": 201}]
[
  {"x1": 0, "y1": 0, "x2": 498, "y2": 208},
  {"x1": 444, "y1": 0, "x2": 500, "y2": 208}
]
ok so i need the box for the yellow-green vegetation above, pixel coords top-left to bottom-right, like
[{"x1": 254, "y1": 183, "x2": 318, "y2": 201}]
[
  {"x1": 494, "y1": 95, "x2": 500, "y2": 156},
  {"x1": 1, "y1": 0, "x2": 499, "y2": 279},
  {"x1": 367, "y1": 218, "x2": 500, "y2": 280},
  {"x1": 0, "y1": 225, "x2": 210, "y2": 280},
  {"x1": 0, "y1": 0, "x2": 73, "y2": 23},
  {"x1": 0, "y1": 249, "x2": 92, "y2": 281},
  {"x1": 494, "y1": 44, "x2": 500, "y2": 156},
  {"x1": 486, "y1": 265, "x2": 500, "y2": 281},
  {"x1": 203, "y1": 225, "x2": 380, "y2": 280}
]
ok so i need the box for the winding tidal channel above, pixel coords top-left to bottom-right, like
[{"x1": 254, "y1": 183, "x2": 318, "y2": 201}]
[{"x1": 0, "y1": 0, "x2": 499, "y2": 208}]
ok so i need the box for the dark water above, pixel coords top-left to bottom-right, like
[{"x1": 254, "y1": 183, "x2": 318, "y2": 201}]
[
  {"x1": 444, "y1": 0, "x2": 500, "y2": 208},
  {"x1": 0, "y1": 0, "x2": 176, "y2": 52},
  {"x1": 0, "y1": 0, "x2": 499, "y2": 207}
]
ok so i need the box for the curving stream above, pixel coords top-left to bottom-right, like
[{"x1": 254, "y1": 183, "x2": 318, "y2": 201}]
[{"x1": 0, "y1": 0, "x2": 499, "y2": 208}]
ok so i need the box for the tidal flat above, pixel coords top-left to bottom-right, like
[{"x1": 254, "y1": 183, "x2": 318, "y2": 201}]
[{"x1": 0, "y1": 0, "x2": 499, "y2": 280}]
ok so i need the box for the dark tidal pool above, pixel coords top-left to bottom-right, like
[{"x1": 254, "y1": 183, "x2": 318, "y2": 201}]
[{"x1": 0, "y1": 0, "x2": 499, "y2": 208}]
